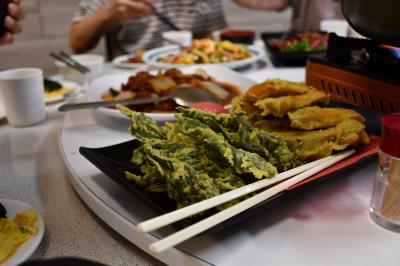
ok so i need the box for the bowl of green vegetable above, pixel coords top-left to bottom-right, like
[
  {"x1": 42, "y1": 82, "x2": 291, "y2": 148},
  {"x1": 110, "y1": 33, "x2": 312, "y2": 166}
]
[{"x1": 261, "y1": 31, "x2": 328, "y2": 67}]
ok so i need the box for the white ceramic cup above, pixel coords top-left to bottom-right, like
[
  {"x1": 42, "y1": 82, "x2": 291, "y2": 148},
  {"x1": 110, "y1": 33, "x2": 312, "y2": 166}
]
[
  {"x1": 162, "y1": 31, "x2": 193, "y2": 47},
  {"x1": 320, "y1": 19, "x2": 349, "y2": 37},
  {"x1": 0, "y1": 68, "x2": 46, "y2": 127}
]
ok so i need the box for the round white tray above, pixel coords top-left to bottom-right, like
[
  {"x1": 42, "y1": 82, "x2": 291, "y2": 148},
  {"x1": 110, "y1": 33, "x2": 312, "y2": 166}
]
[{"x1": 59, "y1": 70, "x2": 400, "y2": 266}]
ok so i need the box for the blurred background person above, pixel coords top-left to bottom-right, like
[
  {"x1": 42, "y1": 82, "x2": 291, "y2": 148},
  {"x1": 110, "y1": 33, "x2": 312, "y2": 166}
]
[
  {"x1": 0, "y1": 0, "x2": 25, "y2": 45},
  {"x1": 233, "y1": 0, "x2": 344, "y2": 31},
  {"x1": 69, "y1": 0, "x2": 227, "y2": 58},
  {"x1": 70, "y1": 0, "x2": 344, "y2": 59}
]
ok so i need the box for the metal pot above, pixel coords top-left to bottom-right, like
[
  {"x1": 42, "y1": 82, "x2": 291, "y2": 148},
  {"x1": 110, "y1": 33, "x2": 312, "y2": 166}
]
[{"x1": 341, "y1": 0, "x2": 400, "y2": 46}]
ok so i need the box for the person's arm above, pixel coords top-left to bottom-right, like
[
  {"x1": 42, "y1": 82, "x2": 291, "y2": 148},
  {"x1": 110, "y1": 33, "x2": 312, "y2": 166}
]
[
  {"x1": 231, "y1": 0, "x2": 289, "y2": 11},
  {"x1": 69, "y1": 0, "x2": 153, "y2": 54},
  {"x1": 0, "y1": 0, "x2": 25, "y2": 45}
]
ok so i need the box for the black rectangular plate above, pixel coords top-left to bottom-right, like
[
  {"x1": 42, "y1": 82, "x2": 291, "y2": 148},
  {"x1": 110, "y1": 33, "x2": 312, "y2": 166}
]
[{"x1": 79, "y1": 107, "x2": 380, "y2": 231}]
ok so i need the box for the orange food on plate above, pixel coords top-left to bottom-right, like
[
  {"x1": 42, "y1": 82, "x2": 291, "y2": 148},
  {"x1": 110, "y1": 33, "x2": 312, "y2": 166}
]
[
  {"x1": 101, "y1": 68, "x2": 241, "y2": 113},
  {"x1": 123, "y1": 49, "x2": 146, "y2": 64},
  {"x1": 159, "y1": 39, "x2": 251, "y2": 64}
]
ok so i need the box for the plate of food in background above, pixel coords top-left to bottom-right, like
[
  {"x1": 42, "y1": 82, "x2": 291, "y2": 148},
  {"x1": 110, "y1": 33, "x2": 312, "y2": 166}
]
[
  {"x1": 142, "y1": 39, "x2": 264, "y2": 70},
  {"x1": 0, "y1": 199, "x2": 45, "y2": 266},
  {"x1": 86, "y1": 65, "x2": 254, "y2": 121},
  {"x1": 261, "y1": 31, "x2": 328, "y2": 67},
  {"x1": 112, "y1": 49, "x2": 148, "y2": 69}
]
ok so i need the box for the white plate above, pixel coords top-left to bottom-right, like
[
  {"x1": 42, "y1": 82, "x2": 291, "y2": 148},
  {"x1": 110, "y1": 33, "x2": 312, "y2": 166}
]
[
  {"x1": 0, "y1": 199, "x2": 45, "y2": 266},
  {"x1": 86, "y1": 65, "x2": 256, "y2": 121},
  {"x1": 45, "y1": 80, "x2": 80, "y2": 104},
  {"x1": 112, "y1": 55, "x2": 148, "y2": 70},
  {"x1": 142, "y1": 45, "x2": 264, "y2": 69}
]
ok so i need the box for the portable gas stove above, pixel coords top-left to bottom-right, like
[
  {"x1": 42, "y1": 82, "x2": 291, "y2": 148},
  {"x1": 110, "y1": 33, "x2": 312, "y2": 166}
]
[{"x1": 306, "y1": 33, "x2": 400, "y2": 113}]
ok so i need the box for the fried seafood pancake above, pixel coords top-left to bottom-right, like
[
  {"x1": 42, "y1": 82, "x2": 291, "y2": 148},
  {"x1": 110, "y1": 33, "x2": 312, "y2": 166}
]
[
  {"x1": 244, "y1": 79, "x2": 313, "y2": 103},
  {"x1": 233, "y1": 79, "x2": 330, "y2": 119},
  {"x1": 288, "y1": 106, "x2": 366, "y2": 130},
  {"x1": 231, "y1": 95, "x2": 265, "y2": 121},
  {"x1": 255, "y1": 90, "x2": 329, "y2": 117},
  {"x1": 272, "y1": 119, "x2": 370, "y2": 162},
  {"x1": 254, "y1": 118, "x2": 291, "y2": 132}
]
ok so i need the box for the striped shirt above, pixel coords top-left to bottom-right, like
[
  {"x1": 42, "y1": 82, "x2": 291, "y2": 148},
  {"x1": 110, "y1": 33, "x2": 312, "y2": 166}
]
[
  {"x1": 73, "y1": 0, "x2": 227, "y2": 57},
  {"x1": 291, "y1": 0, "x2": 345, "y2": 31}
]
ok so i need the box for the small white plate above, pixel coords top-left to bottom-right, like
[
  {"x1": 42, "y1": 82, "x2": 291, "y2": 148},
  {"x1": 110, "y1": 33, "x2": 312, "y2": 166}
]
[
  {"x1": 86, "y1": 65, "x2": 256, "y2": 121},
  {"x1": 142, "y1": 45, "x2": 265, "y2": 70},
  {"x1": 45, "y1": 80, "x2": 80, "y2": 104},
  {"x1": 0, "y1": 199, "x2": 45, "y2": 266},
  {"x1": 112, "y1": 55, "x2": 148, "y2": 70}
]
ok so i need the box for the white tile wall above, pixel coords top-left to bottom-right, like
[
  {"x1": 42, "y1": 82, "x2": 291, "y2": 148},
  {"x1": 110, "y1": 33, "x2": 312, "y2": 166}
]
[{"x1": 0, "y1": 0, "x2": 291, "y2": 75}]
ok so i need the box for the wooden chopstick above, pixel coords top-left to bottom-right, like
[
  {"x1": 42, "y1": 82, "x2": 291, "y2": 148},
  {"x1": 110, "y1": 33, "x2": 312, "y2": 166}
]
[
  {"x1": 137, "y1": 154, "x2": 335, "y2": 233},
  {"x1": 148, "y1": 150, "x2": 355, "y2": 253}
]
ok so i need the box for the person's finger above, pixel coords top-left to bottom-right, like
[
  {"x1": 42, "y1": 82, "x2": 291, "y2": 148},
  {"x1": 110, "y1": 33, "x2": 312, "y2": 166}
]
[
  {"x1": 11, "y1": 0, "x2": 21, "y2": 5},
  {"x1": 5, "y1": 16, "x2": 22, "y2": 33},
  {"x1": 0, "y1": 32, "x2": 14, "y2": 45},
  {"x1": 8, "y1": 3, "x2": 26, "y2": 20}
]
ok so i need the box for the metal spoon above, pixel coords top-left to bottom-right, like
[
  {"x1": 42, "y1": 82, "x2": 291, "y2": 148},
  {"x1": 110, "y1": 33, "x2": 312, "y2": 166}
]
[{"x1": 58, "y1": 87, "x2": 220, "y2": 112}]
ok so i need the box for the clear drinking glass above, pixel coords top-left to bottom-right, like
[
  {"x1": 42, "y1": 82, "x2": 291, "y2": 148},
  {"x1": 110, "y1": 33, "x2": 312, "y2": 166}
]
[{"x1": 370, "y1": 113, "x2": 400, "y2": 232}]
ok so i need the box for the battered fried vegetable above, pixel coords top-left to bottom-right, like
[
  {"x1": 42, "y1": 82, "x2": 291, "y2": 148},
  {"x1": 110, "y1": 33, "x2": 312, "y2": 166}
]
[
  {"x1": 273, "y1": 119, "x2": 370, "y2": 162},
  {"x1": 178, "y1": 107, "x2": 300, "y2": 172},
  {"x1": 119, "y1": 105, "x2": 299, "y2": 209},
  {"x1": 288, "y1": 106, "x2": 366, "y2": 130},
  {"x1": 232, "y1": 79, "x2": 330, "y2": 119}
]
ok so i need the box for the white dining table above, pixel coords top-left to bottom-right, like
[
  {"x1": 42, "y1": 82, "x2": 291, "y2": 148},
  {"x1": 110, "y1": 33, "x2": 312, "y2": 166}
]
[{"x1": 1, "y1": 57, "x2": 399, "y2": 266}]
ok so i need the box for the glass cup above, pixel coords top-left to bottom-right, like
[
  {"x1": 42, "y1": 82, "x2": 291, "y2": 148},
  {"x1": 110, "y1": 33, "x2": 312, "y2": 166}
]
[
  {"x1": 0, "y1": 68, "x2": 46, "y2": 127},
  {"x1": 370, "y1": 113, "x2": 400, "y2": 232}
]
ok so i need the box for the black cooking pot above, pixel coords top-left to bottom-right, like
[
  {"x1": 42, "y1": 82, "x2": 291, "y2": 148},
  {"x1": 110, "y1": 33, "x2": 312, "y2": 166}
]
[{"x1": 341, "y1": 0, "x2": 400, "y2": 46}]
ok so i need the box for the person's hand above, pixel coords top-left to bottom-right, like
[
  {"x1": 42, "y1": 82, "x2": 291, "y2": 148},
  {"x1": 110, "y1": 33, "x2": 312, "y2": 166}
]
[
  {"x1": 0, "y1": 0, "x2": 25, "y2": 45},
  {"x1": 103, "y1": 0, "x2": 154, "y2": 23}
]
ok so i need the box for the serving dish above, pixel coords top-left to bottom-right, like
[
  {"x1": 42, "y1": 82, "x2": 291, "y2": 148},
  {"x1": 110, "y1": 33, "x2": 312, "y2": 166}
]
[
  {"x1": 80, "y1": 130, "x2": 378, "y2": 231},
  {"x1": 85, "y1": 65, "x2": 255, "y2": 121},
  {"x1": 219, "y1": 29, "x2": 255, "y2": 45},
  {"x1": 112, "y1": 54, "x2": 148, "y2": 70},
  {"x1": 142, "y1": 45, "x2": 264, "y2": 70},
  {"x1": 60, "y1": 68, "x2": 400, "y2": 265},
  {"x1": 0, "y1": 199, "x2": 45, "y2": 266},
  {"x1": 261, "y1": 32, "x2": 327, "y2": 67}
]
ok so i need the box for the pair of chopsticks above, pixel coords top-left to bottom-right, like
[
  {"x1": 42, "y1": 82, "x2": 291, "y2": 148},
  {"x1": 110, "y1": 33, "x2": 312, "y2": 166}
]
[
  {"x1": 137, "y1": 150, "x2": 355, "y2": 253},
  {"x1": 146, "y1": 3, "x2": 181, "y2": 31},
  {"x1": 50, "y1": 51, "x2": 90, "y2": 74}
]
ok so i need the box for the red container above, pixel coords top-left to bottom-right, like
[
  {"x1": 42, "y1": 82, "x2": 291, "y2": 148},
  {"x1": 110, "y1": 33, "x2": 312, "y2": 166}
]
[{"x1": 220, "y1": 29, "x2": 255, "y2": 45}]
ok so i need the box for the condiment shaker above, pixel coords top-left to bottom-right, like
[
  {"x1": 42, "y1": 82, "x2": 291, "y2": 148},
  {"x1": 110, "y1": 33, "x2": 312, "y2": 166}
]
[{"x1": 370, "y1": 113, "x2": 400, "y2": 232}]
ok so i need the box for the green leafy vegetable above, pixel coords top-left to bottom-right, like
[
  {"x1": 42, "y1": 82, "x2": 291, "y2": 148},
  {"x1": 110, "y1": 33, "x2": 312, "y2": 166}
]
[
  {"x1": 109, "y1": 87, "x2": 119, "y2": 97},
  {"x1": 0, "y1": 203, "x2": 6, "y2": 218},
  {"x1": 118, "y1": 105, "x2": 299, "y2": 209},
  {"x1": 44, "y1": 79, "x2": 62, "y2": 93}
]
